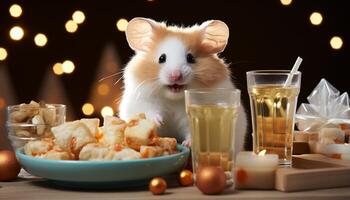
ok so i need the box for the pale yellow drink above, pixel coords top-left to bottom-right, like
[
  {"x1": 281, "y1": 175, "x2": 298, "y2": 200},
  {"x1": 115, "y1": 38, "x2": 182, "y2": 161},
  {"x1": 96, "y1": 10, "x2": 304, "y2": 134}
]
[
  {"x1": 187, "y1": 104, "x2": 238, "y2": 181},
  {"x1": 248, "y1": 84, "x2": 300, "y2": 165}
]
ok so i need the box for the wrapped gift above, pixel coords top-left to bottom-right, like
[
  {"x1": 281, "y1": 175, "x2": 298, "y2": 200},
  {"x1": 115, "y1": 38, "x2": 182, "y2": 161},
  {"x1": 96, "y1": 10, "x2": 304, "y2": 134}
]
[
  {"x1": 296, "y1": 78, "x2": 350, "y2": 132},
  {"x1": 295, "y1": 79, "x2": 350, "y2": 157}
]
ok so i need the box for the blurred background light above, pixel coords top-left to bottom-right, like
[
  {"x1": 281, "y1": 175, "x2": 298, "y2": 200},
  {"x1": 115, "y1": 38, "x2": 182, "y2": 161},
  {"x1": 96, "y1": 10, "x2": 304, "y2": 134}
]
[
  {"x1": 0, "y1": 48, "x2": 8, "y2": 61},
  {"x1": 9, "y1": 26, "x2": 24, "y2": 41},
  {"x1": 62, "y1": 60, "x2": 75, "y2": 73},
  {"x1": 330, "y1": 36, "x2": 343, "y2": 50},
  {"x1": 34, "y1": 33, "x2": 48, "y2": 47},
  {"x1": 101, "y1": 106, "x2": 114, "y2": 117},
  {"x1": 82, "y1": 103, "x2": 94, "y2": 115},
  {"x1": 65, "y1": 20, "x2": 78, "y2": 33},
  {"x1": 9, "y1": 4, "x2": 22, "y2": 18},
  {"x1": 310, "y1": 12, "x2": 323, "y2": 26},
  {"x1": 116, "y1": 18, "x2": 128, "y2": 32},
  {"x1": 72, "y1": 10, "x2": 85, "y2": 24}
]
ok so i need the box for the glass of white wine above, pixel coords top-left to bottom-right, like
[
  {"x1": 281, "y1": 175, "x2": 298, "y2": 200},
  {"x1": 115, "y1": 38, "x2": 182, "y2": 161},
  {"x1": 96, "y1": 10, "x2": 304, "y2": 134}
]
[
  {"x1": 246, "y1": 70, "x2": 301, "y2": 166},
  {"x1": 185, "y1": 88, "x2": 241, "y2": 187}
]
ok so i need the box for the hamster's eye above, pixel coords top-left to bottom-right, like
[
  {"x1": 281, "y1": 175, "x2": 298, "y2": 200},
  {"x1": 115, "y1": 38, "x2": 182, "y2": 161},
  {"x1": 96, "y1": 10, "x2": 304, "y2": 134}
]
[
  {"x1": 186, "y1": 53, "x2": 196, "y2": 64},
  {"x1": 158, "y1": 54, "x2": 166, "y2": 64}
]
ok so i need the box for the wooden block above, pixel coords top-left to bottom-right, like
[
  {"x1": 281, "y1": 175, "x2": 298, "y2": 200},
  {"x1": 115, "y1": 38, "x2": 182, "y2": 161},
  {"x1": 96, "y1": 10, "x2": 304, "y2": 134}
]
[
  {"x1": 275, "y1": 155, "x2": 350, "y2": 192},
  {"x1": 293, "y1": 142, "x2": 310, "y2": 155}
]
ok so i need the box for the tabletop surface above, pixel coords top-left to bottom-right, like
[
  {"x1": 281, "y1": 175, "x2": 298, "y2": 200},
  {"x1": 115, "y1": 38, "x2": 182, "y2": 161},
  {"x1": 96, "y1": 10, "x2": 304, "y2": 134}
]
[{"x1": 1, "y1": 170, "x2": 350, "y2": 200}]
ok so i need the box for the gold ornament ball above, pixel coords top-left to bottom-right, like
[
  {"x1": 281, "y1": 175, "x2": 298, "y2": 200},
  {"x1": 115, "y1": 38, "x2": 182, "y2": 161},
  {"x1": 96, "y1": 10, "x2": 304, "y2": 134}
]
[
  {"x1": 0, "y1": 150, "x2": 21, "y2": 181},
  {"x1": 179, "y1": 169, "x2": 193, "y2": 186},
  {"x1": 196, "y1": 166, "x2": 226, "y2": 195},
  {"x1": 149, "y1": 177, "x2": 167, "y2": 195}
]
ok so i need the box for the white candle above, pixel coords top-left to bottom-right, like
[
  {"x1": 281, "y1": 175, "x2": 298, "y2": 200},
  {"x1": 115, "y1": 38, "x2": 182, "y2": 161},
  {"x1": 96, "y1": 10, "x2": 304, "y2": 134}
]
[{"x1": 235, "y1": 151, "x2": 278, "y2": 189}]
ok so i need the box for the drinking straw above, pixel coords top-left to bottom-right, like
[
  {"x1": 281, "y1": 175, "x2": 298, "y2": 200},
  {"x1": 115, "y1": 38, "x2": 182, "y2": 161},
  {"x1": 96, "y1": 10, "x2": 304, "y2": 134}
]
[{"x1": 284, "y1": 56, "x2": 303, "y2": 87}]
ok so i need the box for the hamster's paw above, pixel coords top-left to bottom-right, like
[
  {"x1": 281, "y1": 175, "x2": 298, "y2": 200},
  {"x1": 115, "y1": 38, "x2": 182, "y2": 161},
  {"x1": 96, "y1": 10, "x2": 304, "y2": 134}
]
[
  {"x1": 182, "y1": 138, "x2": 191, "y2": 147},
  {"x1": 153, "y1": 114, "x2": 164, "y2": 126}
]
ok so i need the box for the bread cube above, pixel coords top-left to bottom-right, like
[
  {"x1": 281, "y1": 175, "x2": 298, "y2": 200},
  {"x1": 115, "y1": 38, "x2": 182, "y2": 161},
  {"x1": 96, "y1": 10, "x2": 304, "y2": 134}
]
[
  {"x1": 124, "y1": 116, "x2": 157, "y2": 150},
  {"x1": 153, "y1": 137, "x2": 177, "y2": 153},
  {"x1": 80, "y1": 118, "x2": 100, "y2": 136},
  {"x1": 24, "y1": 139, "x2": 54, "y2": 156},
  {"x1": 42, "y1": 150, "x2": 71, "y2": 160},
  {"x1": 79, "y1": 143, "x2": 111, "y2": 161},
  {"x1": 102, "y1": 116, "x2": 126, "y2": 146},
  {"x1": 108, "y1": 148, "x2": 141, "y2": 160},
  {"x1": 51, "y1": 120, "x2": 97, "y2": 158},
  {"x1": 140, "y1": 146, "x2": 164, "y2": 158}
]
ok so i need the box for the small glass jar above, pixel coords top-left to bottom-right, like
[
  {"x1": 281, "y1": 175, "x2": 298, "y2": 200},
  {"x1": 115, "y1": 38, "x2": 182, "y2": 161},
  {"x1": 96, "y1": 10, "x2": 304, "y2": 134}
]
[{"x1": 6, "y1": 102, "x2": 66, "y2": 150}]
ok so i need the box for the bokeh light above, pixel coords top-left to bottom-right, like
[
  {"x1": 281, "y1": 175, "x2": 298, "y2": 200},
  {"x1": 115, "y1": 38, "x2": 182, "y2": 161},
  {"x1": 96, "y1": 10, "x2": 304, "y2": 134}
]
[
  {"x1": 116, "y1": 18, "x2": 128, "y2": 32},
  {"x1": 280, "y1": 0, "x2": 292, "y2": 6},
  {"x1": 34, "y1": 33, "x2": 48, "y2": 47},
  {"x1": 97, "y1": 83, "x2": 110, "y2": 96},
  {"x1": 72, "y1": 10, "x2": 85, "y2": 24},
  {"x1": 9, "y1": 4, "x2": 22, "y2": 18},
  {"x1": 65, "y1": 20, "x2": 78, "y2": 33},
  {"x1": 52, "y1": 63, "x2": 64, "y2": 75},
  {"x1": 9, "y1": 26, "x2": 24, "y2": 41},
  {"x1": 310, "y1": 12, "x2": 323, "y2": 26},
  {"x1": 82, "y1": 103, "x2": 94, "y2": 116},
  {"x1": 62, "y1": 60, "x2": 75, "y2": 73},
  {"x1": 0, "y1": 48, "x2": 8, "y2": 61},
  {"x1": 330, "y1": 36, "x2": 343, "y2": 50},
  {"x1": 101, "y1": 106, "x2": 114, "y2": 117}
]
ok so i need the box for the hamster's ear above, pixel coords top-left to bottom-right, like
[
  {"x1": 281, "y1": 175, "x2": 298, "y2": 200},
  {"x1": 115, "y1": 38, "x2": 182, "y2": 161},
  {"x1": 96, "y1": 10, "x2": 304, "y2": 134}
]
[
  {"x1": 126, "y1": 17, "x2": 158, "y2": 52},
  {"x1": 199, "y1": 20, "x2": 229, "y2": 54}
]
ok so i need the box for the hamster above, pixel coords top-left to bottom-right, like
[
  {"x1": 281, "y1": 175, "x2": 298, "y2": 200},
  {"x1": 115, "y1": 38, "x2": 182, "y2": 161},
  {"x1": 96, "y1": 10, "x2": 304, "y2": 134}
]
[{"x1": 119, "y1": 18, "x2": 247, "y2": 153}]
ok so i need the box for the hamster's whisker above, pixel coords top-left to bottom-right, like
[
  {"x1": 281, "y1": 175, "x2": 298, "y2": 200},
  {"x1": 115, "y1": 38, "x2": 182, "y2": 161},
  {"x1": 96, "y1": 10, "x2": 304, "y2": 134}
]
[
  {"x1": 98, "y1": 71, "x2": 124, "y2": 82},
  {"x1": 113, "y1": 75, "x2": 125, "y2": 85},
  {"x1": 113, "y1": 96, "x2": 122, "y2": 104},
  {"x1": 133, "y1": 80, "x2": 147, "y2": 94},
  {"x1": 134, "y1": 78, "x2": 159, "y2": 100}
]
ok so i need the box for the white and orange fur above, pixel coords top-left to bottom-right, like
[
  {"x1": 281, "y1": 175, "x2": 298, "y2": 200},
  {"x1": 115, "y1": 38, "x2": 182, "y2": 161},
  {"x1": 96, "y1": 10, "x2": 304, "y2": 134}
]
[{"x1": 119, "y1": 18, "x2": 247, "y2": 153}]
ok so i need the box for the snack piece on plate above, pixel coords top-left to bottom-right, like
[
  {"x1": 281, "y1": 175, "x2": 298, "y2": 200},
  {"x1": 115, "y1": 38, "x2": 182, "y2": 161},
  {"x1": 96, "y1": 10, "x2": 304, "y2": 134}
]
[
  {"x1": 153, "y1": 137, "x2": 178, "y2": 154},
  {"x1": 124, "y1": 114, "x2": 157, "y2": 150},
  {"x1": 140, "y1": 146, "x2": 164, "y2": 158},
  {"x1": 80, "y1": 118, "x2": 100, "y2": 136},
  {"x1": 42, "y1": 150, "x2": 71, "y2": 160},
  {"x1": 51, "y1": 120, "x2": 97, "y2": 158},
  {"x1": 24, "y1": 138, "x2": 54, "y2": 157},
  {"x1": 79, "y1": 143, "x2": 111, "y2": 161},
  {"x1": 102, "y1": 116, "x2": 126, "y2": 146},
  {"x1": 108, "y1": 147, "x2": 141, "y2": 160}
]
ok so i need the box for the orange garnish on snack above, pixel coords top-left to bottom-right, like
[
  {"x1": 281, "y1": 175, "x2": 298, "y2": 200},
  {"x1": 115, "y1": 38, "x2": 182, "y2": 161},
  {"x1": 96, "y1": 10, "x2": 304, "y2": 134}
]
[
  {"x1": 115, "y1": 144, "x2": 123, "y2": 152},
  {"x1": 128, "y1": 120, "x2": 139, "y2": 127},
  {"x1": 95, "y1": 132, "x2": 104, "y2": 140}
]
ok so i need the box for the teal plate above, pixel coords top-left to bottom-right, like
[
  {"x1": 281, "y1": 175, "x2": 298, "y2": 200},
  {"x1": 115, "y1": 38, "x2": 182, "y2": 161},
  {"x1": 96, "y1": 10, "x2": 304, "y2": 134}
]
[{"x1": 16, "y1": 145, "x2": 190, "y2": 189}]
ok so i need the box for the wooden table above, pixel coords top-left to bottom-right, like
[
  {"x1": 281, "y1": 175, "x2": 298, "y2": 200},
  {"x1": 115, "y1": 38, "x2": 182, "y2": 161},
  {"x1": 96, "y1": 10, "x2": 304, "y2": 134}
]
[{"x1": 1, "y1": 170, "x2": 350, "y2": 200}]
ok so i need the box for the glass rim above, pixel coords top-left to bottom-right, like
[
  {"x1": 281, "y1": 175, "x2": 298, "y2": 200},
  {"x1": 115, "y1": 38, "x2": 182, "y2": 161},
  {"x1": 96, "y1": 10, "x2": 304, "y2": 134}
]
[
  {"x1": 7, "y1": 103, "x2": 66, "y2": 111},
  {"x1": 184, "y1": 88, "x2": 241, "y2": 95},
  {"x1": 246, "y1": 70, "x2": 301, "y2": 76}
]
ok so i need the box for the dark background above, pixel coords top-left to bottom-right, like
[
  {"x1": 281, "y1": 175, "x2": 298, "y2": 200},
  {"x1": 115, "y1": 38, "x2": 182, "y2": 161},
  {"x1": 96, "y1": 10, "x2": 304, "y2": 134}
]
[{"x1": 0, "y1": 0, "x2": 349, "y2": 150}]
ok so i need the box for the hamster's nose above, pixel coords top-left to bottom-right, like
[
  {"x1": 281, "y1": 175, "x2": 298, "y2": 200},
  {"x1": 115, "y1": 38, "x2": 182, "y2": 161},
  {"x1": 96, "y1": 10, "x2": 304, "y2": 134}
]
[{"x1": 169, "y1": 70, "x2": 183, "y2": 82}]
